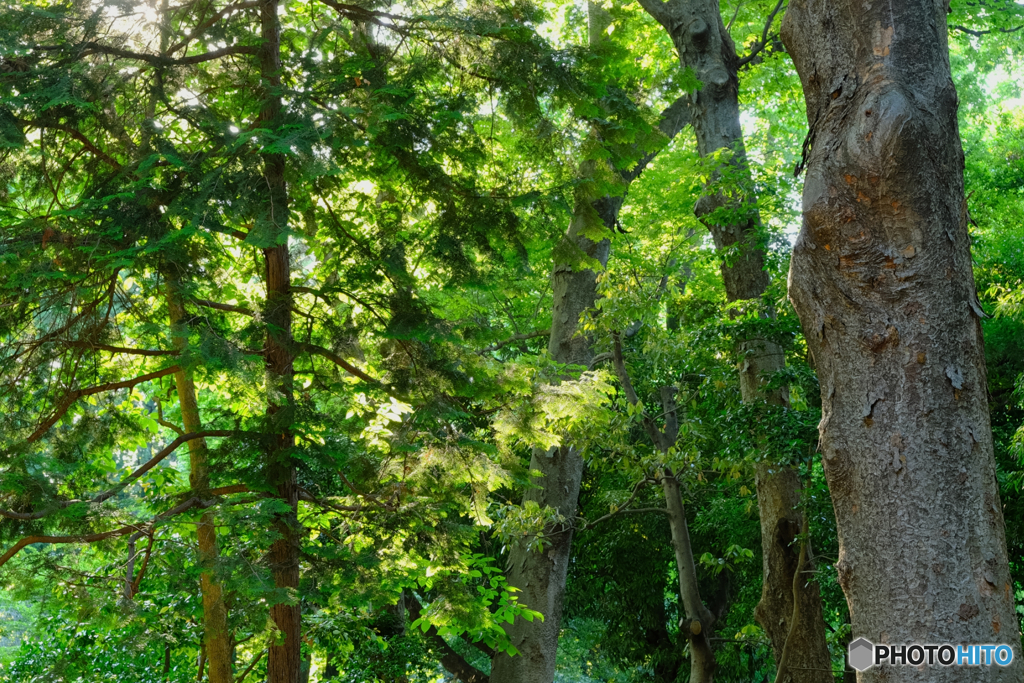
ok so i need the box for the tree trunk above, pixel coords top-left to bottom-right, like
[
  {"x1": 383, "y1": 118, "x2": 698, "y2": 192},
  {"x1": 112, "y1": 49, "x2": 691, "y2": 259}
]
[
  {"x1": 488, "y1": 191, "x2": 611, "y2": 683},
  {"x1": 167, "y1": 286, "x2": 234, "y2": 683},
  {"x1": 258, "y1": 1, "x2": 300, "y2": 681},
  {"x1": 636, "y1": 2, "x2": 833, "y2": 678},
  {"x1": 782, "y1": 0, "x2": 1022, "y2": 680},
  {"x1": 662, "y1": 469, "x2": 717, "y2": 683},
  {"x1": 490, "y1": 8, "x2": 693, "y2": 681}
]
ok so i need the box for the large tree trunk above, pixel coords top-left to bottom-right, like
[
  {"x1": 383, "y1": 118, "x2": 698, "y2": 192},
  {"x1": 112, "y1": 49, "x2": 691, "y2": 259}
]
[
  {"x1": 167, "y1": 285, "x2": 233, "y2": 683},
  {"x1": 488, "y1": 190, "x2": 612, "y2": 683},
  {"x1": 636, "y1": 2, "x2": 833, "y2": 679},
  {"x1": 489, "y1": 8, "x2": 692, "y2": 681},
  {"x1": 258, "y1": 1, "x2": 300, "y2": 681},
  {"x1": 782, "y1": 1, "x2": 1022, "y2": 680}
]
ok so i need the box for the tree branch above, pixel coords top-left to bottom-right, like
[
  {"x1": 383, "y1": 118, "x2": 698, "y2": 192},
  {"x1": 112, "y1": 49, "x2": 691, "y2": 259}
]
[
  {"x1": 24, "y1": 120, "x2": 122, "y2": 169},
  {"x1": 951, "y1": 23, "x2": 1023, "y2": 37},
  {"x1": 165, "y1": 1, "x2": 260, "y2": 55},
  {"x1": 65, "y1": 341, "x2": 178, "y2": 356},
  {"x1": 234, "y1": 649, "x2": 267, "y2": 683},
  {"x1": 194, "y1": 299, "x2": 255, "y2": 316},
  {"x1": 0, "y1": 431, "x2": 234, "y2": 520},
  {"x1": 407, "y1": 594, "x2": 490, "y2": 683},
  {"x1": 622, "y1": 94, "x2": 692, "y2": 184},
  {"x1": 635, "y1": 0, "x2": 674, "y2": 28},
  {"x1": 477, "y1": 330, "x2": 550, "y2": 354},
  {"x1": 27, "y1": 366, "x2": 182, "y2": 443},
  {"x1": 300, "y1": 343, "x2": 379, "y2": 384},
  {"x1": 77, "y1": 42, "x2": 259, "y2": 66},
  {"x1": 0, "y1": 492, "x2": 222, "y2": 569},
  {"x1": 736, "y1": 0, "x2": 786, "y2": 69}
]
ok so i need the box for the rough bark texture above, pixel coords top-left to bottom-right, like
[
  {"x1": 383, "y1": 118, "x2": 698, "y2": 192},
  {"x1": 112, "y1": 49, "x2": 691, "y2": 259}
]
[
  {"x1": 636, "y1": 2, "x2": 833, "y2": 679},
  {"x1": 754, "y1": 467, "x2": 830, "y2": 683},
  {"x1": 782, "y1": 1, "x2": 1022, "y2": 680},
  {"x1": 167, "y1": 288, "x2": 233, "y2": 683},
  {"x1": 258, "y1": 1, "x2": 300, "y2": 681}
]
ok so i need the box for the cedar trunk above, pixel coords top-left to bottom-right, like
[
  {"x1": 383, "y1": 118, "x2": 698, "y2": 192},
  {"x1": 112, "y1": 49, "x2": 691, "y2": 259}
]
[
  {"x1": 782, "y1": 0, "x2": 1022, "y2": 680},
  {"x1": 258, "y1": 0, "x2": 301, "y2": 680},
  {"x1": 636, "y1": 1, "x2": 833, "y2": 678}
]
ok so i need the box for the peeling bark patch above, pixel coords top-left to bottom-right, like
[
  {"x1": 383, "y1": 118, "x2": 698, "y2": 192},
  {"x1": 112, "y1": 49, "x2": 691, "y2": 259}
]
[
  {"x1": 873, "y1": 22, "x2": 894, "y2": 57},
  {"x1": 945, "y1": 364, "x2": 964, "y2": 389},
  {"x1": 958, "y1": 602, "x2": 980, "y2": 621}
]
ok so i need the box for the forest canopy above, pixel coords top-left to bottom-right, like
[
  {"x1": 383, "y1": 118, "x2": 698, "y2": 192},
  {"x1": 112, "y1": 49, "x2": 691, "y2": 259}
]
[{"x1": 0, "y1": 0, "x2": 1023, "y2": 682}]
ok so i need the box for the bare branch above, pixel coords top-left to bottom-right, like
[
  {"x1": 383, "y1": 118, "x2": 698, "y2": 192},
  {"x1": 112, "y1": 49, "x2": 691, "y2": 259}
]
[{"x1": 950, "y1": 23, "x2": 1023, "y2": 36}]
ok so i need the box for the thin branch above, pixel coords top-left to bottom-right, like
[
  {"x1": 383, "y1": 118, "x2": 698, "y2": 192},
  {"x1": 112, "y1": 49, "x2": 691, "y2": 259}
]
[
  {"x1": 951, "y1": 23, "x2": 1024, "y2": 37},
  {"x1": 65, "y1": 341, "x2": 178, "y2": 357},
  {"x1": 0, "y1": 493, "x2": 217, "y2": 569},
  {"x1": 300, "y1": 343, "x2": 379, "y2": 384},
  {"x1": 27, "y1": 366, "x2": 182, "y2": 443},
  {"x1": 576, "y1": 478, "x2": 665, "y2": 531},
  {"x1": 0, "y1": 431, "x2": 234, "y2": 520},
  {"x1": 477, "y1": 330, "x2": 550, "y2": 354},
  {"x1": 24, "y1": 121, "x2": 122, "y2": 169},
  {"x1": 234, "y1": 648, "x2": 267, "y2": 683},
  {"x1": 165, "y1": 1, "x2": 259, "y2": 55},
  {"x1": 736, "y1": 0, "x2": 786, "y2": 68},
  {"x1": 194, "y1": 299, "x2": 255, "y2": 316},
  {"x1": 128, "y1": 531, "x2": 156, "y2": 598}
]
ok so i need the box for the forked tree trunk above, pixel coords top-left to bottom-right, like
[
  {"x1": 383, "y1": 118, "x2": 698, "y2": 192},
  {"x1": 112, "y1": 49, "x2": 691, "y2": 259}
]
[
  {"x1": 636, "y1": 2, "x2": 832, "y2": 679},
  {"x1": 167, "y1": 285, "x2": 233, "y2": 683},
  {"x1": 258, "y1": 1, "x2": 301, "y2": 681},
  {"x1": 489, "y1": 8, "x2": 690, "y2": 682},
  {"x1": 782, "y1": 1, "x2": 1022, "y2": 680},
  {"x1": 488, "y1": 183, "x2": 613, "y2": 683}
]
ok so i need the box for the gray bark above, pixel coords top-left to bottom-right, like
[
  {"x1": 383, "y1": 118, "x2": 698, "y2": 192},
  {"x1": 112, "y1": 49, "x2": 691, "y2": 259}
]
[
  {"x1": 782, "y1": 0, "x2": 1022, "y2": 680},
  {"x1": 488, "y1": 185, "x2": 612, "y2": 683},
  {"x1": 636, "y1": 1, "x2": 832, "y2": 679},
  {"x1": 489, "y1": 32, "x2": 692, "y2": 682}
]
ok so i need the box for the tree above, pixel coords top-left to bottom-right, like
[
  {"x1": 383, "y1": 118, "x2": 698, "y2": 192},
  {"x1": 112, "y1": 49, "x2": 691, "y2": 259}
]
[
  {"x1": 632, "y1": 0, "x2": 833, "y2": 677},
  {"x1": 782, "y1": 0, "x2": 1022, "y2": 679}
]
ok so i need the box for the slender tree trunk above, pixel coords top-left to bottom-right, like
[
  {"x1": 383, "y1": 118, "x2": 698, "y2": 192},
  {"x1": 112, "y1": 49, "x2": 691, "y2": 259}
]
[
  {"x1": 782, "y1": 1, "x2": 1022, "y2": 680},
  {"x1": 662, "y1": 469, "x2": 717, "y2": 683},
  {"x1": 636, "y1": 2, "x2": 832, "y2": 678},
  {"x1": 257, "y1": 1, "x2": 300, "y2": 681},
  {"x1": 166, "y1": 285, "x2": 234, "y2": 683}
]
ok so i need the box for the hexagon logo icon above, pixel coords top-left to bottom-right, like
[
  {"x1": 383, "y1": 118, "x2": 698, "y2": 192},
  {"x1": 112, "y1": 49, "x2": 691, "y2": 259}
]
[{"x1": 849, "y1": 637, "x2": 875, "y2": 672}]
